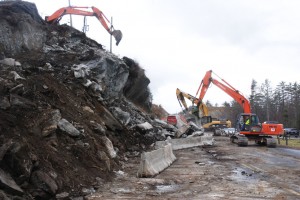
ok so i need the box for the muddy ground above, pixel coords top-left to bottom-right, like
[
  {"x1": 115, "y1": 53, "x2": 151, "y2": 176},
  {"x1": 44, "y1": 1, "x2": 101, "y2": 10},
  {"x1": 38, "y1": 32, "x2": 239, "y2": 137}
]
[{"x1": 86, "y1": 134, "x2": 300, "y2": 200}]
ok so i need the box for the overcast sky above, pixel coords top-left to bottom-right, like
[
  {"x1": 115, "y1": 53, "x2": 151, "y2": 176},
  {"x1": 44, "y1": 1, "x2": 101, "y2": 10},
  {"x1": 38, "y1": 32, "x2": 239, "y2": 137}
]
[{"x1": 30, "y1": 0, "x2": 300, "y2": 114}]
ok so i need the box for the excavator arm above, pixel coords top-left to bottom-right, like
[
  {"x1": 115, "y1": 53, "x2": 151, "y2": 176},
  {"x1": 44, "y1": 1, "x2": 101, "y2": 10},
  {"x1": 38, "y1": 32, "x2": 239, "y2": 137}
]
[
  {"x1": 45, "y1": 6, "x2": 122, "y2": 45},
  {"x1": 196, "y1": 70, "x2": 251, "y2": 113},
  {"x1": 176, "y1": 88, "x2": 231, "y2": 132},
  {"x1": 176, "y1": 88, "x2": 209, "y2": 117}
]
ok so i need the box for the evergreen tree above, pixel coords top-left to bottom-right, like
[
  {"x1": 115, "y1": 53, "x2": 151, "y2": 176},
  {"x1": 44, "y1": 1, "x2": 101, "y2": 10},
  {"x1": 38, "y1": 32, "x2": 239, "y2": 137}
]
[{"x1": 260, "y1": 79, "x2": 272, "y2": 121}]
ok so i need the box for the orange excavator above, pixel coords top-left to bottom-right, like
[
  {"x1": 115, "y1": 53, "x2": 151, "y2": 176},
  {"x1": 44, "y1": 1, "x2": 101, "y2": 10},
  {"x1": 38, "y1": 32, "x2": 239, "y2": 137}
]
[
  {"x1": 196, "y1": 70, "x2": 284, "y2": 147},
  {"x1": 45, "y1": 6, "x2": 122, "y2": 45}
]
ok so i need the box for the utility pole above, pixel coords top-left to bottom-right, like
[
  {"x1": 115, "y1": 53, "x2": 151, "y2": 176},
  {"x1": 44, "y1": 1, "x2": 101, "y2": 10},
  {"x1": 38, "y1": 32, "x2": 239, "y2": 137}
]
[
  {"x1": 110, "y1": 17, "x2": 113, "y2": 53},
  {"x1": 68, "y1": 0, "x2": 73, "y2": 27}
]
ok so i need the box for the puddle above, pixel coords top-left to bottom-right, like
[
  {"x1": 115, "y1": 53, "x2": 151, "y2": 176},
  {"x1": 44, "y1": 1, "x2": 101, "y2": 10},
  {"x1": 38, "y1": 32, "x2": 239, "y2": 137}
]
[
  {"x1": 110, "y1": 187, "x2": 135, "y2": 194},
  {"x1": 216, "y1": 155, "x2": 236, "y2": 161},
  {"x1": 229, "y1": 167, "x2": 258, "y2": 183},
  {"x1": 207, "y1": 161, "x2": 215, "y2": 165},
  {"x1": 155, "y1": 184, "x2": 181, "y2": 193},
  {"x1": 208, "y1": 193, "x2": 225, "y2": 198}
]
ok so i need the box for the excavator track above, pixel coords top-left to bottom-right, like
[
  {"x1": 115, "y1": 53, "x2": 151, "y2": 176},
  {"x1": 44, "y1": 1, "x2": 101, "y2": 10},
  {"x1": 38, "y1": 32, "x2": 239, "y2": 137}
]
[
  {"x1": 231, "y1": 135, "x2": 277, "y2": 148},
  {"x1": 264, "y1": 137, "x2": 277, "y2": 148},
  {"x1": 230, "y1": 134, "x2": 248, "y2": 147},
  {"x1": 237, "y1": 135, "x2": 248, "y2": 146}
]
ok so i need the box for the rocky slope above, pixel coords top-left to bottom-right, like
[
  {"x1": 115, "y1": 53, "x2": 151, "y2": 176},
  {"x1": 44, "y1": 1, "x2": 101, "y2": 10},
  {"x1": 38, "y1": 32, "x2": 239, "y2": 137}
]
[{"x1": 0, "y1": 1, "x2": 170, "y2": 199}]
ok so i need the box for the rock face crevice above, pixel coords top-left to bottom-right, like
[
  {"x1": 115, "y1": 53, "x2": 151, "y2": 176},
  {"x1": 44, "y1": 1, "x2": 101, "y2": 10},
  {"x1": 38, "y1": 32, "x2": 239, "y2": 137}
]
[{"x1": 123, "y1": 56, "x2": 152, "y2": 112}]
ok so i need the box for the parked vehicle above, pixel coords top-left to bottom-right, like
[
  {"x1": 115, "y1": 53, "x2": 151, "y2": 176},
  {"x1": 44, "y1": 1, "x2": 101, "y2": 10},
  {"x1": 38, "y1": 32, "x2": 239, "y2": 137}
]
[
  {"x1": 284, "y1": 128, "x2": 299, "y2": 137},
  {"x1": 166, "y1": 114, "x2": 203, "y2": 138},
  {"x1": 167, "y1": 114, "x2": 188, "y2": 127},
  {"x1": 221, "y1": 128, "x2": 236, "y2": 136}
]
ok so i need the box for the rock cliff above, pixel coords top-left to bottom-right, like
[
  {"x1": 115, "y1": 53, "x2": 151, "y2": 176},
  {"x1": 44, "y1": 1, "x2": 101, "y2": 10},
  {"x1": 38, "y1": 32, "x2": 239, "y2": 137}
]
[{"x1": 0, "y1": 1, "x2": 168, "y2": 199}]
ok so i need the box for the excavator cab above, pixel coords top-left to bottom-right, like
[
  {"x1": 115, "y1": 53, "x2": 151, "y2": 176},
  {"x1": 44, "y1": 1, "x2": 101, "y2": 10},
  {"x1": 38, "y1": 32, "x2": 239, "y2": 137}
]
[
  {"x1": 236, "y1": 113, "x2": 261, "y2": 132},
  {"x1": 201, "y1": 116, "x2": 212, "y2": 125}
]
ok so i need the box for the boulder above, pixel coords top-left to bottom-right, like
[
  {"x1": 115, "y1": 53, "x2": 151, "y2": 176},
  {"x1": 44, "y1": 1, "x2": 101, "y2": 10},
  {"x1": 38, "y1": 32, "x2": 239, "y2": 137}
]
[
  {"x1": 136, "y1": 122, "x2": 153, "y2": 133},
  {"x1": 58, "y1": 118, "x2": 81, "y2": 137},
  {"x1": 0, "y1": 1, "x2": 46, "y2": 56},
  {"x1": 3, "y1": 142, "x2": 34, "y2": 184},
  {"x1": 112, "y1": 107, "x2": 131, "y2": 125},
  {"x1": 41, "y1": 109, "x2": 62, "y2": 137},
  {"x1": 0, "y1": 169, "x2": 23, "y2": 195},
  {"x1": 9, "y1": 94, "x2": 36, "y2": 109},
  {"x1": 30, "y1": 170, "x2": 58, "y2": 196},
  {"x1": 101, "y1": 136, "x2": 117, "y2": 159}
]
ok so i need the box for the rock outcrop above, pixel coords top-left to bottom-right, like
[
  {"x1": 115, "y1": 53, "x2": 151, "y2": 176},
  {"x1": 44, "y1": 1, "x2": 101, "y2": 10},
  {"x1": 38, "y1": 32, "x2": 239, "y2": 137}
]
[{"x1": 0, "y1": 1, "x2": 165, "y2": 199}]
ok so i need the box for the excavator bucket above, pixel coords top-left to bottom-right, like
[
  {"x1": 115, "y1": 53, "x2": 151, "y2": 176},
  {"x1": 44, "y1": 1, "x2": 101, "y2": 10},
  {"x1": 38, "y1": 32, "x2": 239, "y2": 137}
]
[{"x1": 112, "y1": 30, "x2": 122, "y2": 46}]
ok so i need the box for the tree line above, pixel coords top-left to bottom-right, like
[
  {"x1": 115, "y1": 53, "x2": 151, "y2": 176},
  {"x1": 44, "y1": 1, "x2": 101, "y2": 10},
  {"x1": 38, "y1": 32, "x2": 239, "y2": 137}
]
[{"x1": 217, "y1": 79, "x2": 300, "y2": 129}]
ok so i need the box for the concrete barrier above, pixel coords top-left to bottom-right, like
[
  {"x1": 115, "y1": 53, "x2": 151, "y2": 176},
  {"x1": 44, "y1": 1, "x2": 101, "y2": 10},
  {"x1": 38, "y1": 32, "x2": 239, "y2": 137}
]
[
  {"x1": 137, "y1": 143, "x2": 176, "y2": 178},
  {"x1": 155, "y1": 135, "x2": 214, "y2": 150}
]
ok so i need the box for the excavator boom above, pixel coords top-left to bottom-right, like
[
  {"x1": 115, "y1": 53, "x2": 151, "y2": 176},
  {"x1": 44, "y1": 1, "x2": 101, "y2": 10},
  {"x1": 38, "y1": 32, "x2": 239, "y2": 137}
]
[
  {"x1": 45, "y1": 6, "x2": 122, "y2": 45},
  {"x1": 196, "y1": 70, "x2": 251, "y2": 113}
]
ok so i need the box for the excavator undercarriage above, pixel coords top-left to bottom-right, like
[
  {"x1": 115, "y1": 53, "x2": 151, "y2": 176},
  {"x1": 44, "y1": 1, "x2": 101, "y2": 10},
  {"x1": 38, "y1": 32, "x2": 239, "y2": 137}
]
[{"x1": 230, "y1": 134, "x2": 277, "y2": 147}]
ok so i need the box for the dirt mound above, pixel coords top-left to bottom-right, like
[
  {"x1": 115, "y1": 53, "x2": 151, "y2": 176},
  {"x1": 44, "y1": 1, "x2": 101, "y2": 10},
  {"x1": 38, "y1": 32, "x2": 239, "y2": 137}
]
[
  {"x1": 0, "y1": 1, "x2": 167, "y2": 199},
  {"x1": 151, "y1": 104, "x2": 169, "y2": 119}
]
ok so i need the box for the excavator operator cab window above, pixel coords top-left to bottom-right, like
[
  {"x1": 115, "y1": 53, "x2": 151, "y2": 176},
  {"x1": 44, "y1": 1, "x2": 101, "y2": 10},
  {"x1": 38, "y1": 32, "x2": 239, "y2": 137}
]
[
  {"x1": 201, "y1": 116, "x2": 212, "y2": 125},
  {"x1": 237, "y1": 114, "x2": 253, "y2": 131},
  {"x1": 251, "y1": 115, "x2": 259, "y2": 126},
  {"x1": 249, "y1": 115, "x2": 262, "y2": 132},
  {"x1": 243, "y1": 115, "x2": 251, "y2": 131},
  {"x1": 237, "y1": 115, "x2": 244, "y2": 131},
  {"x1": 237, "y1": 114, "x2": 261, "y2": 132}
]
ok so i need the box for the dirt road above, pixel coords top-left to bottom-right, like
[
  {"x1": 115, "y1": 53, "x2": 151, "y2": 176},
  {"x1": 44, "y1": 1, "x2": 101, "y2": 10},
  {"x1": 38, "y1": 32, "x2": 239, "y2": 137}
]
[{"x1": 87, "y1": 134, "x2": 300, "y2": 200}]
